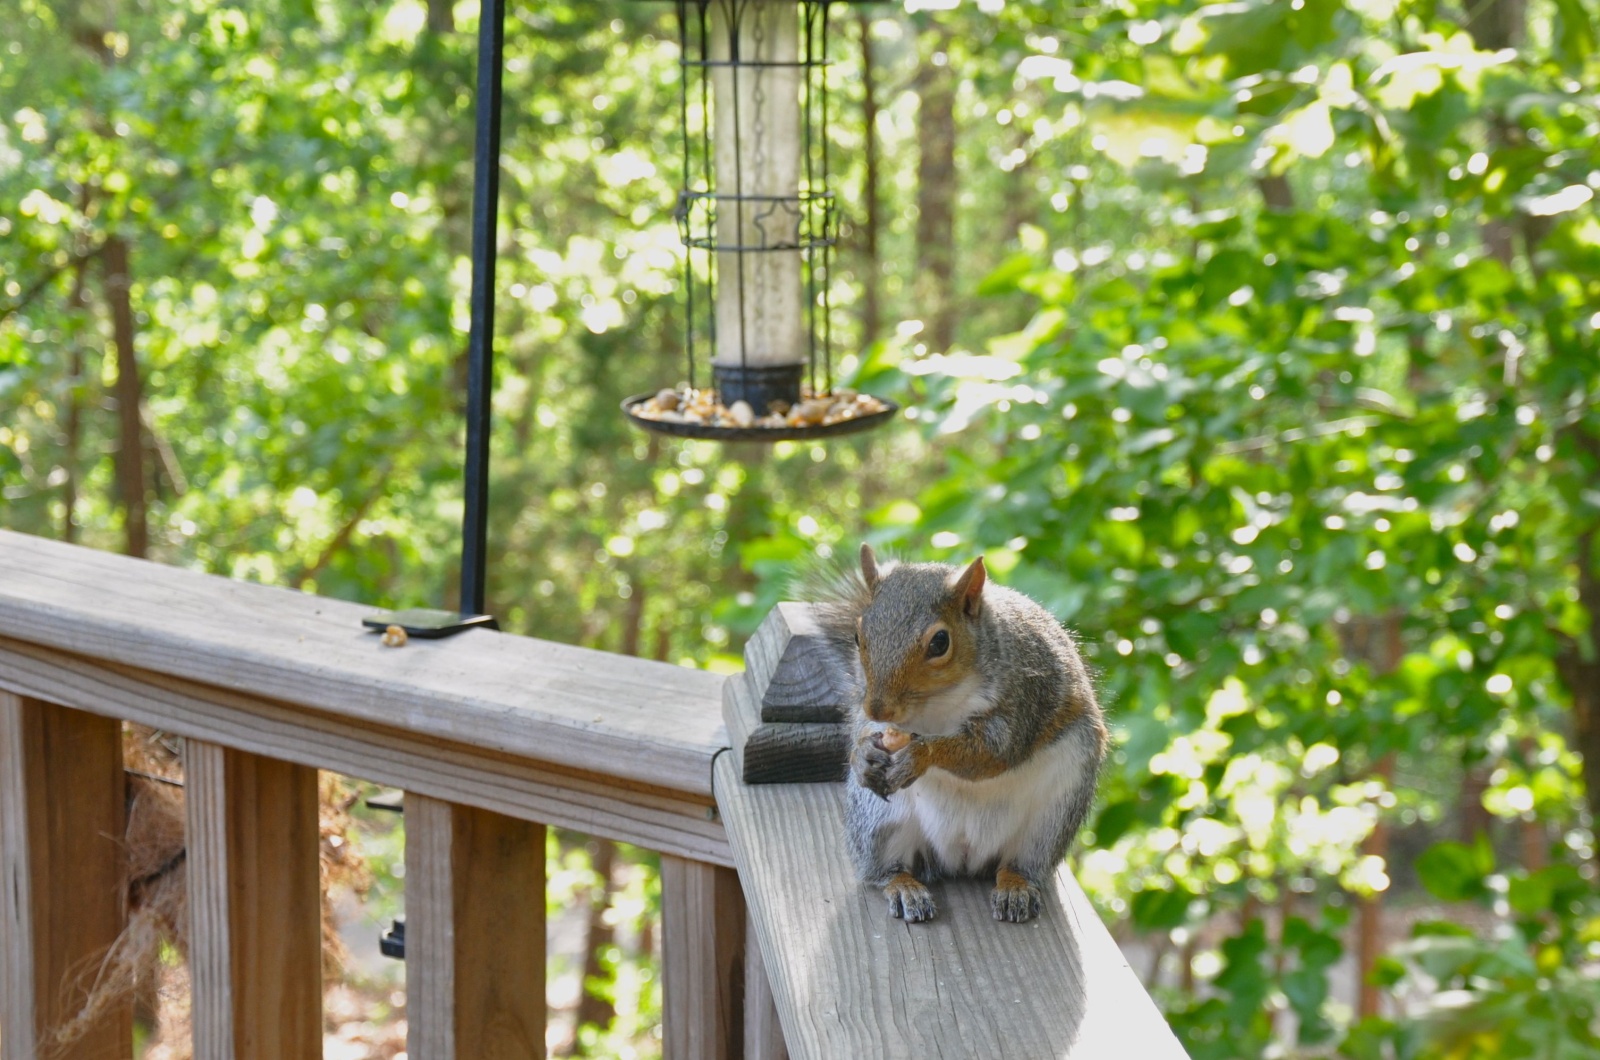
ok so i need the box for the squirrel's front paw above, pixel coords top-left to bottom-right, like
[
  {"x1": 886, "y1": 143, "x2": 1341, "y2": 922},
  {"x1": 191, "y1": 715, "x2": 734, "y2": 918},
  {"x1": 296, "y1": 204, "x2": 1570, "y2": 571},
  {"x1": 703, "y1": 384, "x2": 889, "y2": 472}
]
[
  {"x1": 884, "y1": 872, "x2": 937, "y2": 923},
  {"x1": 855, "y1": 740, "x2": 897, "y2": 800},
  {"x1": 880, "y1": 746, "x2": 922, "y2": 795},
  {"x1": 992, "y1": 868, "x2": 1042, "y2": 923}
]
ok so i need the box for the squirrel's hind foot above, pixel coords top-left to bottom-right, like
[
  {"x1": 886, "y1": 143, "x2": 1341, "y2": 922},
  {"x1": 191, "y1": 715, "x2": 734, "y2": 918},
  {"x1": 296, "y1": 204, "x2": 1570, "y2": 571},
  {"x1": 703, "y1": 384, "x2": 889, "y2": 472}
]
[
  {"x1": 884, "y1": 872, "x2": 937, "y2": 923},
  {"x1": 992, "y1": 868, "x2": 1043, "y2": 923}
]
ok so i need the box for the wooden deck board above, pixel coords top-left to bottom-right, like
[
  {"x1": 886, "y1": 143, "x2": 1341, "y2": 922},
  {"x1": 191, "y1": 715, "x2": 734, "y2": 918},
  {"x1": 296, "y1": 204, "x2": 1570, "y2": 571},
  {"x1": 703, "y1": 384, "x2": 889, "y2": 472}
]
[
  {"x1": 0, "y1": 530, "x2": 726, "y2": 796},
  {"x1": 713, "y1": 752, "x2": 1190, "y2": 1060}
]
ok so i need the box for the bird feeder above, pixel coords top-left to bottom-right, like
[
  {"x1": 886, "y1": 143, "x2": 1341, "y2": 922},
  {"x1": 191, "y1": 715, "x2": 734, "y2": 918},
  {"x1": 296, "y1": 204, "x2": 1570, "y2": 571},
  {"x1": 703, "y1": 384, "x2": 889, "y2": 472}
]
[{"x1": 624, "y1": 0, "x2": 896, "y2": 441}]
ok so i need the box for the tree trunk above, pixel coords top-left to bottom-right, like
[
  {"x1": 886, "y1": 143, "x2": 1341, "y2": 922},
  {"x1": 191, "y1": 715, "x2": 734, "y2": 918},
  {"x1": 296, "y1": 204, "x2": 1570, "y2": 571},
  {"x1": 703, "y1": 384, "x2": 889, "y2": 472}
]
[
  {"x1": 1338, "y1": 613, "x2": 1402, "y2": 1021},
  {"x1": 102, "y1": 235, "x2": 148, "y2": 558},
  {"x1": 1258, "y1": 174, "x2": 1294, "y2": 213},
  {"x1": 1468, "y1": 1, "x2": 1525, "y2": 272},
  {"x1": 857, "y1": 11, "x2": 881, "y2": 348},
  {"x1": 1356, "y1": 752, "x2": 1394, "y2": 1021},
  {"x1": 62, "y1": 250, "x2": 89, "y2": 543},
  {"x1": 1458, "y1": 764, "x2": 1493, "y2": 844},
  {"x1": 620, "y1": 581, "x2": 646, "y2": 659},
  {"x1": 427, "y1": 0, "x2": 455, "y2": 35},
  {"x1": 914, "y1": 27, "x2": 957, "y2": 352},
  {"x1": 1557, "y1": 528, "x2": 1600, "y2": 826},
  {"x1": 566, "y1": 840, "x2": 618, "y2": 1053},
  {"x1": 1557, "y1": 643, "x2": 1600, "y2": 837}
]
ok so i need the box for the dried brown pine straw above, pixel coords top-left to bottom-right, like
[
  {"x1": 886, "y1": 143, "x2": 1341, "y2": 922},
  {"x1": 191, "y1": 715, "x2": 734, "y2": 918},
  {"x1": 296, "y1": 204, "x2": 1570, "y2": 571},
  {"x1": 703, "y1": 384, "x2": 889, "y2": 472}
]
[{"x1": 44, "y1": 724, "x2": 374, "y2": 1057}]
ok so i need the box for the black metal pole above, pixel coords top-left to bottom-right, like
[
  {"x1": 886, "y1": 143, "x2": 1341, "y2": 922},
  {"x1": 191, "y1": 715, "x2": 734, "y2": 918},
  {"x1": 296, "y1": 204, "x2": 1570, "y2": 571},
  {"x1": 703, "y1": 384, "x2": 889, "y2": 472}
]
[{"x1": 461, "y1": 0, "x2": 507, "y2": 617}]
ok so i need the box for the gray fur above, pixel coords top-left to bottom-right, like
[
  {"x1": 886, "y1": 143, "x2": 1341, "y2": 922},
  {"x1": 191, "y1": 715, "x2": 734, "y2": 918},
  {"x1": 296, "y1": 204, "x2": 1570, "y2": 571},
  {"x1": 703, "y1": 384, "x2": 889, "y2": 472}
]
[{"x1": 812, "y1": 549, "x2": 1108, "y2": 923}]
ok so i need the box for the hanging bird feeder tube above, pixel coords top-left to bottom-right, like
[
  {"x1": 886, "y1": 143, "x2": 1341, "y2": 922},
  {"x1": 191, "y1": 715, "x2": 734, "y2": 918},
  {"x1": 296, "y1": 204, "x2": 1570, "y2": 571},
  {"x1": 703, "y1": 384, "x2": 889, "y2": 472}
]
[{"x1": 624, "y1": 0, "x2": 896, "y2": 440}]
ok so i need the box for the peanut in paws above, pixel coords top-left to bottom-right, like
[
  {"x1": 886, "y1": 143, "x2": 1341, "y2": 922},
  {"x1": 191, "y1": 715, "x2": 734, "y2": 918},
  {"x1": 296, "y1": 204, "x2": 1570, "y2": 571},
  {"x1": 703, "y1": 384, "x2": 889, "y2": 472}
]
[{"x1": 878, "y1": 727, "x2": 911, "y2": 753}]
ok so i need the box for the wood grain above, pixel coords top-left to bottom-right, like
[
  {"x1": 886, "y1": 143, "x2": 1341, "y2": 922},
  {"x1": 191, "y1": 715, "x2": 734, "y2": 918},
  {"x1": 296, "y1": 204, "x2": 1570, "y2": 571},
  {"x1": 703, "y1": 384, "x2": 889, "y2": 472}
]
[
  {"x1": 0, "y1": 529, "x2": 726, "y2": 795},
  {"x1": 185, "y1": 742, "x2": 233, "y2": 1060},
  {"x1": 711, "y1": 756, "x2": 1191, "y2": 1060},
  {"x1": 723, "y1": 671, "x2": 847, "y2": 785},
  {"x1": 660, "y1": 857, "x2": 746, "y2": 1060},
  {"x1": 187, "y1": 741, "x2": 322, "y2": 1060},
  {"x1": 0, "y1": 636, "x2": 730, "y2": 867},
  {"x1": 405, "y1": 796, "x2": 455, "y2": 1060},
  {"x1": 407, "y1": 795, "x2": 547, "y2": 1060},
  {"x1": 744, "y1": 604, "x2": 853, "y2": 724},
  {"x1": 0, "y1": 693, "x2": 130, "y2": 1060},
  {"x1": 744, "y1": 911, "x2": 789, "y2": 1060}
]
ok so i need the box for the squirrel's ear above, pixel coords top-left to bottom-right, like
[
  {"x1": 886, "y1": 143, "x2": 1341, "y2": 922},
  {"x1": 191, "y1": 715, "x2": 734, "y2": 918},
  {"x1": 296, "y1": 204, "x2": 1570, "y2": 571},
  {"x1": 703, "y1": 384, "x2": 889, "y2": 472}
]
[
  {"x1": 952, "y1": 556, "x2": 986, "y2": 617},
  {"x1": 860, "y1": 543, "x2": 881, "y2": 591}
]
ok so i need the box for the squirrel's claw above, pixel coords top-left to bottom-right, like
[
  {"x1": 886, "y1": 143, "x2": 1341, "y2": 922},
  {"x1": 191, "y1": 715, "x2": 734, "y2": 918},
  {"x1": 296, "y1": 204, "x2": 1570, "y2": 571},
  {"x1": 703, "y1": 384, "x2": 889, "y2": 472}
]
[
  {"x1": 991, "y1": 871, "x2": 1043, "y2": 923},
  {"x1": 856, "y1": 741, "x2": 898, "y2": 799},
  {"x1": 885, "y1": 873, "x2": 937, "y2": 923}
]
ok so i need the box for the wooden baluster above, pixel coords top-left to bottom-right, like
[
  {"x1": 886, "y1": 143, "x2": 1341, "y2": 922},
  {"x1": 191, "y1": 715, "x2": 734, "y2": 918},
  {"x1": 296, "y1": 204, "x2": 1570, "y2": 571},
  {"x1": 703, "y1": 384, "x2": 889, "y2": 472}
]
[
  {"x1": 185, "y1": 741, "x2": 321, "y2": 1060},
  {"x1": 406, "y1": 795, "x2": 546, "y2": 1060},
  {"x1": 0, "y1": 693, "x2": 131, "y2": 1060},
  {"x1": 744, "y1": 910, "x2": 788, "y2": 1060},
  {"x1": 660, "y1": 856, "x2": 746, "y2": 1060}
]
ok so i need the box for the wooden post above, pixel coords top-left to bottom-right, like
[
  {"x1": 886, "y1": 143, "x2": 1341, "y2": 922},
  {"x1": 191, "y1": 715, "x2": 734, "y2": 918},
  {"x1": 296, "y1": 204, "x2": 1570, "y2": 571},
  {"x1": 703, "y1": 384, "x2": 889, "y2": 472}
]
[
  {"x1": 406, "y1": 795, "x2": 546, "y2": 1060},
  {"x1": 660, "y1": 856, "x2": 746, "y2": 1060},
  {"x1": 186, "y1": 741, "x2": 321, "y2": 1060},
  {"x1": 0, "y1": 692, "x2": 130, "y2": 1060}
]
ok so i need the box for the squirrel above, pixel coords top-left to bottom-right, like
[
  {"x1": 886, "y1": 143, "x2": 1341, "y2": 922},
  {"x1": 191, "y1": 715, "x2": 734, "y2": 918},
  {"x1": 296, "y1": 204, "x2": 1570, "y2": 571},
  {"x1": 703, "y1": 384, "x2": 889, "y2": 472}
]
[{"x1": 813, "y1": 544, "x2": 1108, "y2": 924}]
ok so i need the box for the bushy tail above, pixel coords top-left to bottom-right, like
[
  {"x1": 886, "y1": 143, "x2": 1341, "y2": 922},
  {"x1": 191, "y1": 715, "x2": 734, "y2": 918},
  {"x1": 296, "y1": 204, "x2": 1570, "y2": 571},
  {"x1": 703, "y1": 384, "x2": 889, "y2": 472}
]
[{"x1": 789, "y1": 551, "x2": 874, "y2": 699}]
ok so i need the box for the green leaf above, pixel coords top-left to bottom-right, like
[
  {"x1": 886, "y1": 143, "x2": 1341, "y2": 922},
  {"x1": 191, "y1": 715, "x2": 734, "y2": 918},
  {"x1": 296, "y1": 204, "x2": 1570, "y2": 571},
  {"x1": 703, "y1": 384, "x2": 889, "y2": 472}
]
[
  {"x1": 975, "y1": 252, "x2": 1037, "y2": 297},
  {"x1": 1090, "y1": 798, "x2": 1140, "y2": 847},
  {"x1": 1415, "y1": 838, "x2": 1495, "y2": 903},
  {"x1": 1131, "y1": 884, "x2": 1193, "y2": 931}
]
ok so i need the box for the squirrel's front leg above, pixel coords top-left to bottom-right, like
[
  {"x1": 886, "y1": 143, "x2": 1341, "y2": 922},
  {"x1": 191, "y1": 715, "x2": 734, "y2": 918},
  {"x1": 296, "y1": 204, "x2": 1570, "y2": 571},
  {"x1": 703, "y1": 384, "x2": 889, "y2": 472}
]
[{"x1": 881, "y1": 726, "x2": 1013, "y2": 794}]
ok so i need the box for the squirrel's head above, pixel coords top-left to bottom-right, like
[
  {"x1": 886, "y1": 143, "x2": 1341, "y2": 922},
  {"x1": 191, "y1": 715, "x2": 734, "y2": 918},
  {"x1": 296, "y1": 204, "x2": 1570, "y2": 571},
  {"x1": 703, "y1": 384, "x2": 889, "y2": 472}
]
[{"x1": 855, "y1": 543, "x2": 986, "y2": 727}]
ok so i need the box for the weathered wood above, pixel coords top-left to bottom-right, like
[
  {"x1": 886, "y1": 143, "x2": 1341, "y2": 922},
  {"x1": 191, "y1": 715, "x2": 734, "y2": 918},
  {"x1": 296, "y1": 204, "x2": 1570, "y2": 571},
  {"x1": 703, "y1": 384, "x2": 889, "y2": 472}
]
[
  {"x1": 187, "y1": 741, "x2": 322, "y2": 1060},
  {"x1": 405, "y1": 796, "x2": 455, "y2": 1060},
  {"x1": 724, "y1": 671, "x2": 848, "y2": 785},
  {"x1": 660, "y1": 856, "x2": 746, "y2": 1060},
  {"x1": 0, "y1": 693, "x2": 130, "y2": 1060},
  {"x1": 712, "y1": 756, "x2": 1191, "y2": 1060},
  {"x1": 0, "y1": 635, "x2": 731, "y2": 867},
  {"x1": 745, "y1": 603, "x2": 854, "y2": 724},
  {"x1": 0, "y1": 529, "x2": 726, "y2": 796},
  {"x1": 744, "y1": 910, "x2": 789, "y2": 1060},
  {"x1": 407, "y1": 795, "x2": 547, "y2": 1060}
]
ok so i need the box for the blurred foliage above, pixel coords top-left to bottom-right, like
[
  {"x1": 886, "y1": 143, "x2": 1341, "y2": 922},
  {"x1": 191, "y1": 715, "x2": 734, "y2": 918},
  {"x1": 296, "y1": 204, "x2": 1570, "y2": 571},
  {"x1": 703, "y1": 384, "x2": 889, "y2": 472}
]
[{"x1": 3, "y1": 0, "x2": 1599, "y2": 1056}]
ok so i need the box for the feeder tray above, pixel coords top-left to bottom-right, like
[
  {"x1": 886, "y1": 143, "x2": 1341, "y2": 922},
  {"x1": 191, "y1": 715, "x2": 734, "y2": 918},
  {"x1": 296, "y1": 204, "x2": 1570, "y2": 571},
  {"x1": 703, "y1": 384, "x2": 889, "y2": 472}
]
[{"x1": 623, "y1": 392, "x2": 897, "y2": 442}]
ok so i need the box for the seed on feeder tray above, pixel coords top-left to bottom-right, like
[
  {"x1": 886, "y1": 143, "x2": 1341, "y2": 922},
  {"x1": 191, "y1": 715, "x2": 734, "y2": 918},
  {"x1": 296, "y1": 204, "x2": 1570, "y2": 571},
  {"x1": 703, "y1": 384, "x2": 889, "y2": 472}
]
[
  {"x1": 633, "y1": 385, "x2": 888, "y2": 430},
  {"x1": 381, "y1": 625, "x2": 408, "y2": 648}
]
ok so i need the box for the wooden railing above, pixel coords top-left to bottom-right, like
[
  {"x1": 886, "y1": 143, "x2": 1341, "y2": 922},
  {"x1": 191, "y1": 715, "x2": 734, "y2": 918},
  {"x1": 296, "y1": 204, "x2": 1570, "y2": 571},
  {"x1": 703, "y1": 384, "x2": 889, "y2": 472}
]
[
  {"x1": 0, "y1": 529, "x2": 1188, "y2": 1060},
  {"x1": 0, "y1": 529, "x2": 746, "y2": 1059}
]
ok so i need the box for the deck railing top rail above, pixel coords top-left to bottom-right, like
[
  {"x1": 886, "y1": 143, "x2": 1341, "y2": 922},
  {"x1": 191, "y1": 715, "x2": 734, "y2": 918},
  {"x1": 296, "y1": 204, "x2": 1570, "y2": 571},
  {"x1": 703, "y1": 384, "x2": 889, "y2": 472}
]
[{"x1": 0, "y1": 529, "x2": 726, "y2": 796}]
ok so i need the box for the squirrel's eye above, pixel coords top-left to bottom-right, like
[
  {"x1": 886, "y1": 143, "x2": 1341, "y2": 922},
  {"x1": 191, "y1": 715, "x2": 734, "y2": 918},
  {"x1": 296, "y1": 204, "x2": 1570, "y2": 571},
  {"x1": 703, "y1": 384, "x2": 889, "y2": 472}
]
[{"x1": 927, "y1": 630, "x2": 951, "y2": 658}]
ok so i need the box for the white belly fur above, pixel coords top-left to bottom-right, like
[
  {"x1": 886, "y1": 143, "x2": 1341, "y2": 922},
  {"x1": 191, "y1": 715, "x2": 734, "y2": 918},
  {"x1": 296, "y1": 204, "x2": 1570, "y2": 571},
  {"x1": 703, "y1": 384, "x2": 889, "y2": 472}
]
[{"x1": 879, "y1": 729, "x2": 1097, "y2": 876}]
